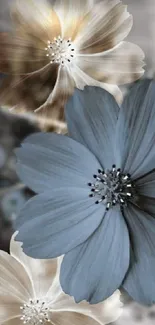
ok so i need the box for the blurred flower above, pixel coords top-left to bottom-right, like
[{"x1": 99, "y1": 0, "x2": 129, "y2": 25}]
[
  {"x1": 0, "y1": 0, "x2": 144, "y2": 117},
  {"x1": 15, "y1": 79, "x2": 155, "y2": 306},
  {"x1": 0, "y1": 145, "x2": 7, "y2": 168},
  {"x1": 0, "y1": 232, "x2": 122, "y2": 325},
  {"x1": 1, "y1": 189, "x2": 26, "y2": 222},
  {"x1": 115, "y1": 301, "x2": 155, "y2": 325},
  {"x1": 10, "y1": 110, "x2": 67, "y2": 134}
]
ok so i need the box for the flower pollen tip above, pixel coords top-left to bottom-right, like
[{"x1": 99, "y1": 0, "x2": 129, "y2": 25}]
[{"x1": 88, "y1": 165, "x2": 135, "y2": 210}]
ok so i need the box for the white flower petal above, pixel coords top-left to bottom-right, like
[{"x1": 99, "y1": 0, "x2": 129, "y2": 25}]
[
  {"x1": 12, "y1": 0, "x2": 61, "y2": 41},
  {"x1": 75, "y1": 0, "x2": 133, "y2": 53},
  {"x1": 71, "y1": 64, "x2": 122, "y2": 103},
  {"x1": 46, "y1": 257, "x2": 63, "y2": 303},
  {"x1": 35, "y1": 66, "x2": 75, "y2": 116},
  {"x1": 49, "y1": 311, "x2": 102, "y2": 325},
  {"x1": 52, "y1": 290, "x2": 122, "y2": 325},
  {"x1": 0, "y1": 249, "x2": 34, "y2": 323},
  {"x1": 11, "y1": 232, "x2": 58, "y2": 298},
  {"x1": 76, "y1": 41, "x2": 145, "y2": 85},
  {"x1": 1, "y1": 317, "x2": 22, "y2": 325},
  {"x1": 54, "y1": 0, "x2": 93, "y2": 40},
  {"x1": 0, "y1": 297, "x2": 21, "y2": 325},
  {"x1": 0, "y1": 250, "x2": 33, "y2": 302}
]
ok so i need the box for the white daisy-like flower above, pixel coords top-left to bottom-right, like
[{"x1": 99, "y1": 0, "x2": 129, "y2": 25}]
[
  {"x1": 0, "y1": 232, "x2": 122, "y2": 325},
  {"x1": 0, "y1": 0, "x2": 144, "y2": 116}
]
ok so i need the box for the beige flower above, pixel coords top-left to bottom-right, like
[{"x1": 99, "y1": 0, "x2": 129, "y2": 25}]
[
  {"x1": 0, "y1": 232, "x2": 122, "y2": 325},
  {"x1": 0, "y1": 0, "x2": 144, "y2": 117}
]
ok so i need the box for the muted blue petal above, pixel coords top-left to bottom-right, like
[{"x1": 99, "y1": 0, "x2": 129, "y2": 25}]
[
  {"x1": 123, "y1": 204, "x2": 155, "y2": 305},
  {"x1": 15, "y1": 188, "x2": 104, "y2": 258},
  {"x1": 60, "y1": 206, "x2": 129, "y2": 303},
  {"x1": 136, "y1": 197, "x2": 155, "y2": 216},
  {"x1": 65, "y1": 86, "x2": 119, "y2": 169},
  {"x1": 135, "y1": 170, "x2": 155, "y2": 198},
  {"x1": 115, "y1": 79, "x2": 155, "y2": 178},
  {"x1": 16, "y1": 132, "x2": 101, "y2": 194}
]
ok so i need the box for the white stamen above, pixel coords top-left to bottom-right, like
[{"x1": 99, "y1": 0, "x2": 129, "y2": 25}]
[
  {"x1": 20, "y1": 298, "x2": 50, "y2": 325},
  {"x1": 123, "y1": 175, "x2": 129, "y2": 180},
  {"x1": 88, "y1": 166, "x2": 134, "y2": 209},
  {"x1": 45, "y1": 37, "x2": 76, "y2": 66}
]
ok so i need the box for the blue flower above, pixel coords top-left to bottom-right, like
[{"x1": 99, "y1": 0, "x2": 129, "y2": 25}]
[{"x1": 15, "y1": 79, "x2": 155, "y2": 306}]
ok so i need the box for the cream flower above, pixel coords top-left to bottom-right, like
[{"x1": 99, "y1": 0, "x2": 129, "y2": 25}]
[
  {"x1": 0, "y1": 232, "x2": 122, "y2": 325},
  {"x1": 0, "y1": 0, "x2": 144, "y2": 117}
]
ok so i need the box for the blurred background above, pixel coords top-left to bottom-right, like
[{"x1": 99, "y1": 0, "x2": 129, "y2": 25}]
[{"x1": 0, "y1": 0, "x2": 154, "y2": 324}]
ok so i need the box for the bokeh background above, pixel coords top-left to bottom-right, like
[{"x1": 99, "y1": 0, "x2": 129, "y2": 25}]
[{"x1": 0, "y1": 0, "x2": 154, "y2": 324}]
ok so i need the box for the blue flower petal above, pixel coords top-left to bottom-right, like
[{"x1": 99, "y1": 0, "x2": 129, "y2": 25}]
[
  {"x1": 60, "y1": 206, "x2": 129, "y2": 303},
  {"x1": 123, "y1": 204, "x2": 155, "y2": 305},
  {"x1": 15, "y1": 188, "x2": 104, "y2": 258},
  {"x1": 65, "y1": 86, "x2": 119, "y2": 169},
  {"x1": 16, "y1": 132, "x2": 102, "y2": 194},
  {"x1": 137, "y1": 197, "x2": 155, "y2": 216},
  {"x1": 115, "y1": 79, "x2": 155, "y2": 178},
  {"x1": 135, "y1": 170, "x2": 155, "y2": 198}
]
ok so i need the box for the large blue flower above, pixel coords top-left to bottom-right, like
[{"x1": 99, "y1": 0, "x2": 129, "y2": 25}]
[{"x1": 15, "y1": 79, "x2": 155, "y2": 305}]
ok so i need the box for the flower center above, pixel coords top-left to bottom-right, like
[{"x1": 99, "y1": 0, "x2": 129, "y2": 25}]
[
  {"x1": 88, "y1": 165, "x2": 134, "y2": 210},
  {"x1": 20, "y1": 299, "x2": 50, "y2": 325},
  {"x1": 45, "y1": 36, "x2": 75, "y2": 65}
]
